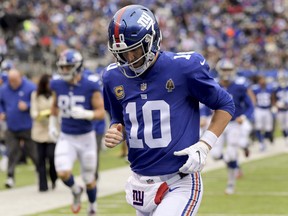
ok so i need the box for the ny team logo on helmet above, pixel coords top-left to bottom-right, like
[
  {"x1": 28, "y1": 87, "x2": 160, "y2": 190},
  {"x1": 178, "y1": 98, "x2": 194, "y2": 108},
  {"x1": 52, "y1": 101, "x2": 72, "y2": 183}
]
[
  {"x1": 108, "y1": 5, "x2": 162, "y2": 78},
  {"x1": 56, "y1": 49, "x2": 83, "y2": 82}
]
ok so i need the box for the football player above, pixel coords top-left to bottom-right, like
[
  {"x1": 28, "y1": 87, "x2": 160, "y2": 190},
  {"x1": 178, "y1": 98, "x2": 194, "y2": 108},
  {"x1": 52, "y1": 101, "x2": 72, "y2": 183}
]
[
  {"x1": 212, "y1": 58, "x2": 254, "y2": 194},
  {"x1": 251, "y1": 75, "x2": 276, "y2": 151},
  {"x1": 49, "y1": 49, "x2": 105, "y2": 216},
  {"x1": 274, "y1": 71, "x2": 288, "y2": 146},
  {"x1": 103, "y1": 5, "x2": 235, "y2": 216}
]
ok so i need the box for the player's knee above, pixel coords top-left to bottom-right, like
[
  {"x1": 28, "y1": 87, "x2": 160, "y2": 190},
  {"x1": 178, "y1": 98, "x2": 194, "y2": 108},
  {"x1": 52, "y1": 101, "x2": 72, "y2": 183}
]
[
  {"x1": 57, "y1": 171, "x2": 71, "y2": 180},
  {"x1": 82, "y1": 171, "x2": 95, "y2": 184},
  {"x1": 82, "y1": 162, "x2": 96, "y2": 184}
]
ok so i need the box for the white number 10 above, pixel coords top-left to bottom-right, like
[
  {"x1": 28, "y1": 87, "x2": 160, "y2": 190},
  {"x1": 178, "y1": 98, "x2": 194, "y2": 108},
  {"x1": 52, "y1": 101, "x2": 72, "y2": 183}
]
[{"x1": 125, "y1": 100, "x2": 172, "y2": 149}]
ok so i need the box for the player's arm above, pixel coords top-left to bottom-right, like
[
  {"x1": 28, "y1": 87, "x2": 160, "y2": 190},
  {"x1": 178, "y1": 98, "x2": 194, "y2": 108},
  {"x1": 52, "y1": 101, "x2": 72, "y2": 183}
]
[
  {"x1": 247, "y1": 88, "x2": 256, "y2": 106},
  {"x1": 51, "y1": 91, "x2": 58, "y2": 116},
  {"x1": 205, "y1": 109, "x2": 232, "y2": 147},
  {"x1": 49, "y1": 91, "x2": 59, "y2": 142},
  {"x1": 90, "y1": 91, "x2": 106, "y2": 120}
]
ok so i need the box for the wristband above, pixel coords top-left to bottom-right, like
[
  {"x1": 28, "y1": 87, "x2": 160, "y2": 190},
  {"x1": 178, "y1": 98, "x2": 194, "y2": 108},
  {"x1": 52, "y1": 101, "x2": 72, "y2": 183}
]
[
  {"x1": 200, "y1": 130, "x2": 218, "y2": 148},
  {"x1": 49, "y1": 115, "x2": 58, "y2": 128},
  {"x1": 83, "y1": 109, "x2": 95, "y2": 120}
]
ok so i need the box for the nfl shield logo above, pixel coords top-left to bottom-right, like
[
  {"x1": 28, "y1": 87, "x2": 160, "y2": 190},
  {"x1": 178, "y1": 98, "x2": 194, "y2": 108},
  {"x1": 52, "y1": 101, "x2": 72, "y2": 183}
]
[{"x1": 140, "y1": 83, "x2": 147, "y2": 91}]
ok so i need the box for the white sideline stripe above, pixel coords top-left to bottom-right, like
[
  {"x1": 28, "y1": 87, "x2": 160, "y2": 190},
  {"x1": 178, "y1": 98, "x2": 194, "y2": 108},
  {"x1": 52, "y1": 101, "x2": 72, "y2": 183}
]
[
  {"x1": 204, "y1": 191, "x2": 288, "y2": 196},
  {"x1": 198, "y1": 214, "x2": 288, "y2": 216},
  {"x1": 0, "y1": 166, "x2": 132, "y2": 216},
  {"x1": 0, "y1": 139, "x2": 287, "y2": 216}
]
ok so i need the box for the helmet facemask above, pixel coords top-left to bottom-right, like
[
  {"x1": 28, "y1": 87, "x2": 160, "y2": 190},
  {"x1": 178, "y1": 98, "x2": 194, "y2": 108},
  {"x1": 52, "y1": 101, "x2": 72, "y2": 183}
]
[
  {"x1": 57, "y1": 62, "x2": 82, "y2": 82},
  {"x1": 216, "y1": 59, "x2": 236, "y2": 82},
  {"x1": 109, "y1": 27, "x2": 156, "y2": 78},
  {"x1": 56, "y1": 50, "x2": 83, "y2": 82},
  {"x1": 219, "y1": 69, "x2": 236, "y2": 82}
]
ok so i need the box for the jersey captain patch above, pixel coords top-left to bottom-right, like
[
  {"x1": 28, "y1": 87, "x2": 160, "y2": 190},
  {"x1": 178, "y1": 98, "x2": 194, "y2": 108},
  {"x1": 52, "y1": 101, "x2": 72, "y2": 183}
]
[{"x1": 114, "y1": 85, "x2": 125, "y2": 100}]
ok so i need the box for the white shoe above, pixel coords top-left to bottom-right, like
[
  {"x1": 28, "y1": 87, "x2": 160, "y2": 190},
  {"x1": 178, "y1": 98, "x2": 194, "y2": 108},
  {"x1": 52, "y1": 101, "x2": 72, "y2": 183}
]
[
  {"x1": 0, "y1": 156, "x2": 8, "y2": 172},
  {"x1": 259, "y1": 144, "x2": 266, "y2": 152},
  {"x1": 225, "y1": 185, "x2": 235, "y2": 195},
  {"x1": 87, "y1": 204, "x2": 96, "y2": 216},
  {"x1": 71, "y1": 187, "x2": 83, "y2": 214},
  {"x1": 5, "y1": 177, "x2": 14, "y2": 188}
]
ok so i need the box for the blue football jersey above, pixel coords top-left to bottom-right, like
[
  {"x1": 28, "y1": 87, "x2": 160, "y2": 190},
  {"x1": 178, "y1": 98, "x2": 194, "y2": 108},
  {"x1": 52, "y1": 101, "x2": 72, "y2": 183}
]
[
  {"x1": 103, "y1": 51, "x2": 235, "y2": 176},
  {"x1": 50, "y1": 75, "x2": 101, "y2": 135},
  {"x1": 251, "y1": 84, "x2": 274, "y2": 109},
  {"x1": 221, "y1": 82, "x2": 254, "y2": 120},
  {"x1": 200, "y1": 103, "x2": 213, "y2": 117},
  {"x1": 275, "y1": 86, "x2": 288, "y2": 111},
  {"x1": 82, "y1": 68, "x2": 106, "y2": 134}
]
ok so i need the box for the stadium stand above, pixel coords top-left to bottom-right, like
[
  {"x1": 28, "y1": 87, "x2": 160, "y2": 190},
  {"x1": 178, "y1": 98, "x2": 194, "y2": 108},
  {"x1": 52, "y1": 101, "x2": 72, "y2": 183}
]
[{"x1": 0, "y1": 0, "x2": 287, "y2": 77}]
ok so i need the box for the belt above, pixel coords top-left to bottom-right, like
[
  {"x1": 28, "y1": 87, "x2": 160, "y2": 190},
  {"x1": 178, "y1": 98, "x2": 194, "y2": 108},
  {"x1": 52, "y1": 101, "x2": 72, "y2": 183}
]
[{"x1": 137, "y1": 172, "x2": 188, "y2": 185}]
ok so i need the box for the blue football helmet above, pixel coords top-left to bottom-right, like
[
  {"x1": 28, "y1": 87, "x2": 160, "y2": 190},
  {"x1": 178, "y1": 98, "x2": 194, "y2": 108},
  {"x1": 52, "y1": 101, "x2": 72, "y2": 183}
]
[
  {"x1": 277, "y1": 70, "x2": 288, "y2": 88},
  {"x1": 108, "y1": 5, "x2": 162, "y2": 78},
  {"x1": 216, "y1": 58, "x2": 236, "y2": 82},
  {"x1": 1, "y1": 59, "x2": 14, "y2": 72},
  {"x1": 56, "y1": 49, "x2": 83, "y2": 82}
]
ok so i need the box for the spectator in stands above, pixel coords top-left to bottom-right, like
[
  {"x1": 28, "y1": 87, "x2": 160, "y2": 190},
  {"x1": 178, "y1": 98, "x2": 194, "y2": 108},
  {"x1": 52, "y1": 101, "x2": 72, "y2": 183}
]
[
  {"x1": 1, "y1": 0, "x2": 287, "y2": 75},
  {"x1": 30, "y1": 73, "x2": 57, "y2": 192},
  {"x1": 0, "y1": 68, "x2": 38, "y2": 188}
]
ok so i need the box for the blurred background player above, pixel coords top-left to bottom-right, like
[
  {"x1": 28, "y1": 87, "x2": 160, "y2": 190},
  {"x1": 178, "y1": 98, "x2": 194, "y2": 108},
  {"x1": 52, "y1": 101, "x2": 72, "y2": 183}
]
[
  {"x1": 0, "y1": 59, "x2": 13, "y2": 85},
  {"x1": 274, "y1": 71, "x2": 288, "y2": 146},
  {"x1": 30, "y1": 73, "x2": 57, "y2": 192},
  {"x1": 212, "y1": 58, "x2": 254, "y2": 194},
  {"x1": 251, "y1": 75, "x2": 276, "y2": 151},
  {"x1": 49, "y1": 49, "x2": 105, "y2": 216}
]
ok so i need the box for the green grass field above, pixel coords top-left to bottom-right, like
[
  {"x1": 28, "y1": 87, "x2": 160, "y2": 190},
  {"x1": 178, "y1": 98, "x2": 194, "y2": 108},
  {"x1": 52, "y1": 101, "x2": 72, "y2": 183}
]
[
  {"x1": 30, "y1": 153, "x2": 288, "y2": 216},
  {"x1": 0, "y1": 144, "x2": 128, "y2": 190}
]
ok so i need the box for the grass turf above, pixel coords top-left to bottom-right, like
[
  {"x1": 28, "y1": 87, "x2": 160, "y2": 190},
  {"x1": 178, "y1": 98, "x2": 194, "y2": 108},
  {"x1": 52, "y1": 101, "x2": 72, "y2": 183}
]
[
  {"x1": 0, "y1": 143, "x2": 128, "y2": 190},
  {"x1": 31, "y1": 153, "x2": 288, "y2": 216}
]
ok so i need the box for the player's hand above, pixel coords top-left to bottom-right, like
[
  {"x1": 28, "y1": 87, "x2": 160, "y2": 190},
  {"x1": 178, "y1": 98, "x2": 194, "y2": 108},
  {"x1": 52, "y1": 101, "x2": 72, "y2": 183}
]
[
  {"x1": 235, "y1": 115, "x2": 246, "y2": 124},
  {"x1": 105, "y1": 124, "x2": 123, "y2": 148},
  {"x1": 174, "y1": 141, "x2": 210, "y2": 173},
  {"x1": 70, "y1": 106, "x2": 94, "y2": 120}
]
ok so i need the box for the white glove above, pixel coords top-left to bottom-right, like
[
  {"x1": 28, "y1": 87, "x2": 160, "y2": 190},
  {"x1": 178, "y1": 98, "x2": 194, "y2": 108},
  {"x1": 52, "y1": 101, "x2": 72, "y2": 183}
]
[
  {"x1": 174, "y1": 141, "x2": 210, "y2": 174},
  {"x1": 49, "y1": 115, "x2": 59, "y2": 143},
  {"x1": 70, "y1": 106, "x2": 94, "y2": 120}
]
